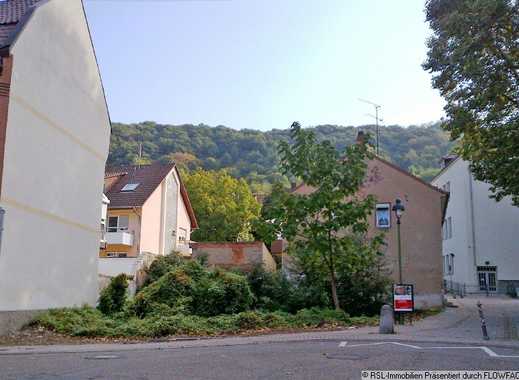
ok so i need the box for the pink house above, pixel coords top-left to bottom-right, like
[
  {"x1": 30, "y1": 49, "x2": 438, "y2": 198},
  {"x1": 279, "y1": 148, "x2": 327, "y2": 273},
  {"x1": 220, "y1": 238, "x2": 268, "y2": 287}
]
[{"x1": 99, "y1": 162, "x2": 197, "y2": 280}]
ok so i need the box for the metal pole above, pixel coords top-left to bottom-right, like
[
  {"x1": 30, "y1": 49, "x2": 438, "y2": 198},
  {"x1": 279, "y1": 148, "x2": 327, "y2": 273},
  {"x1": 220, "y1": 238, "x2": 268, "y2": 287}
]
[
  {"x1": 375, "y1": 106, "x2": 380, "y2": 156},
  {"x1": 0, "y1": 207, "x2": 5, "y2": 256},
  {"x1": 397, "y1": 217, "x2": 402, "y2": 284}
]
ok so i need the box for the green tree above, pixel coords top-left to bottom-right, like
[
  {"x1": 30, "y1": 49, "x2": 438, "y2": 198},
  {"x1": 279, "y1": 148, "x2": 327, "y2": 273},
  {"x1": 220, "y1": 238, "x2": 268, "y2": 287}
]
[
  {"x1": 183, "y1": 169, "x2": 261, "y2": 242},
  {"x1": 424, "y1": 0, "x2": 519, "y2": 204},
  {"x1": 259, "y1": 122, "x2": 381, "y2": 310}
]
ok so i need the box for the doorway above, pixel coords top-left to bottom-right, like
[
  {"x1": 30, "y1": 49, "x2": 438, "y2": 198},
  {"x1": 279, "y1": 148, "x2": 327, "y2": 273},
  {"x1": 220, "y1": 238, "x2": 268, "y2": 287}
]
[{"x1": 477, "y1": 266, "x2": 497, "y2": 292}]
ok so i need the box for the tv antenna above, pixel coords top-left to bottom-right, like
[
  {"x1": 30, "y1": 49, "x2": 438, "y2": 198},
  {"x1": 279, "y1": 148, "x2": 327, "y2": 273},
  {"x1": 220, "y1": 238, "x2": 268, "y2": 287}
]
[{"x1": 358, "y1": 98, "x2": 382, "y2": 155}]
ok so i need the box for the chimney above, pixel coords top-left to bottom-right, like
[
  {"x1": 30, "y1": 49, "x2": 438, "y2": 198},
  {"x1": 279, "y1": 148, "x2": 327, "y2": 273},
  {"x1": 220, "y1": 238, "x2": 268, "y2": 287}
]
[
  {"x1": 441, "y1": 154, "x2": 457, "y2": 169},
  {"x1": 356, "y1": 130, "x2": 366, "y2": 145}
]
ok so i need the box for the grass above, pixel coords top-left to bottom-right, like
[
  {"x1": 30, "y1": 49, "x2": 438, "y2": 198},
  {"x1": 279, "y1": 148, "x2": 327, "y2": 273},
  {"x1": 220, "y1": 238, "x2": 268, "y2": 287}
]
[{"x1": 30, "y1": 306, "x2": 379, "y2": 338}]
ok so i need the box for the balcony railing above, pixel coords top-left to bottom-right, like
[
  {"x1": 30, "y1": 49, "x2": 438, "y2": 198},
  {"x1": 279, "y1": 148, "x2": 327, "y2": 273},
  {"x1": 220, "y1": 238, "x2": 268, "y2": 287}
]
[{"x1": 105, "y1": 230, "x2": 134, "y2": 246}]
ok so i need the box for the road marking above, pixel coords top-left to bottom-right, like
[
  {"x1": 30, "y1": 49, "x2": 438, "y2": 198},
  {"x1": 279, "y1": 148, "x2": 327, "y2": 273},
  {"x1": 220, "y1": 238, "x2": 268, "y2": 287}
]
[{"x1": 338, "y1": 342, "x2": 519, "y2": 358}]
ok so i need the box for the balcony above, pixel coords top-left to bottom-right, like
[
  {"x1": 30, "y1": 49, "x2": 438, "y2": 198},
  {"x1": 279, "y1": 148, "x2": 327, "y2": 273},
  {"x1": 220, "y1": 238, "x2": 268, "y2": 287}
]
[{"x1": 105, "y1": 230, "x2": 134, "y2": 246}]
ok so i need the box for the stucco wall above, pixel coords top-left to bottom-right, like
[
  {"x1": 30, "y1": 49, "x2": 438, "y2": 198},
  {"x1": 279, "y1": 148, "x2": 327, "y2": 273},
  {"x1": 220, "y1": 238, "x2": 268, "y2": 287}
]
[
  {"x1": 0, "y1": 0, "x2": 110, "y2": 311},
  {"x1": 164, "y1": 172, "x2": 179, "y2": 255},
  {"x1": 141, "y1": 185, "x2": 163, "y2": 255},
  {"x1": 432, "y1": 159, "x2": 475, "y2": 287},
  {"x1": 433, "y1": 159, "x2": 519, "y2": 291},
  {"x1": 295, "y1": 158, "x2": 444, "y2": 305},
  {"x1": 192, "y1": 242, "x2": 276, "y2": 272}
]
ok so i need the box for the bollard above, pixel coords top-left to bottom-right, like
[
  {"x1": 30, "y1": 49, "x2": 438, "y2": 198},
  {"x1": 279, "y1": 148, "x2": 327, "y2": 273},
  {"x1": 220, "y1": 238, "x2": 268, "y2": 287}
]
[
  {"x1": 477, "y1": 301, "x2": 490, "y2": 340},
  {"x1": 379, "y1": 304, "x2": 395, "y2": 334}
]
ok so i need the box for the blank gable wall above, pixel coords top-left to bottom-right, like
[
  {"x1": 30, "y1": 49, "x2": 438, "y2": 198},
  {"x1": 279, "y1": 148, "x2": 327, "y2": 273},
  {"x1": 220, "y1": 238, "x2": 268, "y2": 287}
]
[{"x1": 0, "y1": 0, "x2": 110, "y2": 311}]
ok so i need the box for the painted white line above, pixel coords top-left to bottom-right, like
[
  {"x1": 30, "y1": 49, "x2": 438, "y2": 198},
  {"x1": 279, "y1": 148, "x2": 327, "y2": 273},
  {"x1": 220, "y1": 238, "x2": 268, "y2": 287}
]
[{"x1": 338, "y1": 342, "x2": 519, "y2": 358}]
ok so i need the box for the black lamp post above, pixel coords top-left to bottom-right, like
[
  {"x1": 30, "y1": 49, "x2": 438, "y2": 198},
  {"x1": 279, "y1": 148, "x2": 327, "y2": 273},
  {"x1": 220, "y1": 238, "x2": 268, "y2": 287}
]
[{"x1": 392, "y1": 198, "x2": 405, "y2": 284}]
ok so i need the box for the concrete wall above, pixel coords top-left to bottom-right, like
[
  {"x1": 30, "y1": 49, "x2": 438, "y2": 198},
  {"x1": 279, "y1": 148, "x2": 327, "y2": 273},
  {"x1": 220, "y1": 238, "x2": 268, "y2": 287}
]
[
  {"x1": 192, "y1": 242, "x2": 276, "y2": 272},
  {"x1": 295, "y1": 158, "x2": 445, "y2": 309},
  {"x1": 433, "y1": 159, "x2": 519, "y2": 293},
  {"x1": 0, "y1": 0, "x2": 110, "y2": 312}
]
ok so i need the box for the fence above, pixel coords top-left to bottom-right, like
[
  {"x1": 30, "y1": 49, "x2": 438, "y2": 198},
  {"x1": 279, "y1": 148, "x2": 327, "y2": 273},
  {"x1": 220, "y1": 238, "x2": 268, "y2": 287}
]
[{"x1": 444, "y1": 279, "x2": 466, "y2": 298}]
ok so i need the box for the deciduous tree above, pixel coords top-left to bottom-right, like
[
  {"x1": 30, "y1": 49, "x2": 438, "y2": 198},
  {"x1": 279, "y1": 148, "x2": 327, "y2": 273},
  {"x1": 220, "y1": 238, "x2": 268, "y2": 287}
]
[{"x1": 424, "y1": 0, "x2": 519, "y2": 204}]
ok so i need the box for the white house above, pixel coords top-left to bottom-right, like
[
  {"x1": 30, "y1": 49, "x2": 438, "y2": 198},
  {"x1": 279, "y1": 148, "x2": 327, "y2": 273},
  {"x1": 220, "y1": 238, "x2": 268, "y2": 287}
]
[
  {"x1": 0, "y1": 0, "x2": 111, "y2": 332},
  {"x1": 432, "y1": 156, "x2": 519, "y2": 294}
]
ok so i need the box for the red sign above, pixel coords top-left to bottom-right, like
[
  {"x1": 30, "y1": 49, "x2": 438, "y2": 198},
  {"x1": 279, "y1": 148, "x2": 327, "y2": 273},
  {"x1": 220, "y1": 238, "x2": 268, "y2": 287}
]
[{"x1": 393, "y1": 284, "x2": 414, "y2": 312}]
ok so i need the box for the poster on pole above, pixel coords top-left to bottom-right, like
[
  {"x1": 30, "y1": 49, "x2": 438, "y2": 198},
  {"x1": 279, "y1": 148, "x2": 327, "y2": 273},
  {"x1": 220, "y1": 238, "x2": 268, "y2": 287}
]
[{"x1": 393, "y1": 284, "x2": 414, "y2": 312}]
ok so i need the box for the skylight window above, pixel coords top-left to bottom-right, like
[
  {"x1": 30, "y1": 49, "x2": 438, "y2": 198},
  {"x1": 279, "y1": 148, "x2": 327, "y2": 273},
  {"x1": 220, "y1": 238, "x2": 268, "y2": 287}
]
[{"x1": 121, "y1": 183, "x2": 139, "y2": 192}]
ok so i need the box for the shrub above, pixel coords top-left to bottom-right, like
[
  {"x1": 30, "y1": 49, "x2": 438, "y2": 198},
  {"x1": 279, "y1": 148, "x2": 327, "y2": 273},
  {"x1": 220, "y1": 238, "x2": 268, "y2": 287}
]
[
  {"x1": 98, "y1": 274, "x2": 129, "y2": 315},
  {"x1": 247, "y1": 265, "x2": 329, "y2": 313},
  {"x1": 131, "y1": 268, "x2": 194, "y2": 317},
  {"x1": 144, "y1": 253, "x2": 184, "y2": 285},
  {"x1": 192, "y1": 270, "x2": 253, "y2": 316}
]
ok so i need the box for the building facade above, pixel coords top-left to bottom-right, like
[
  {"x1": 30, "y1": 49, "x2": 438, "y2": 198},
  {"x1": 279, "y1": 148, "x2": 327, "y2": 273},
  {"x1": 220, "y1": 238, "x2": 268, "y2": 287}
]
[
  {"x1": 0, "y1": 0, "x2": 111, "y2": 331},
  {"x1": 294, "y1": 156, "x2": 447, "y2": 309},
  {"x1": 432, "y1": 157, "x2": 519, "y2": 294}
]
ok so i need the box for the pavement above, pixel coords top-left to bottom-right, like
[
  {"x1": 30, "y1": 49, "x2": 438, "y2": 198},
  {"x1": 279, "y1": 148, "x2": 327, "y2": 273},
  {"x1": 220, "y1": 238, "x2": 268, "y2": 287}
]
[{"x1": 1, "y1": 295, "x2": 518, "y2": 379}]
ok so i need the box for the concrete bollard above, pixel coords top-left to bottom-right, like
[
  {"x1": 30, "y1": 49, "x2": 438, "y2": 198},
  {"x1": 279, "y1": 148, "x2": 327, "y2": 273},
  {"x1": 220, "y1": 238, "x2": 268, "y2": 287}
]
[{"x1": 379, "y1": 304, "x2": 395, "y2": 334}]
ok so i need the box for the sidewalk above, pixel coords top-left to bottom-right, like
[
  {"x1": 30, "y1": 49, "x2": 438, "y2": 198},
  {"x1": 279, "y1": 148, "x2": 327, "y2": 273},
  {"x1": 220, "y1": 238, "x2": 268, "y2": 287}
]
[{"x1": 395, "y1": 294, "x2": 519, "y2": 341}]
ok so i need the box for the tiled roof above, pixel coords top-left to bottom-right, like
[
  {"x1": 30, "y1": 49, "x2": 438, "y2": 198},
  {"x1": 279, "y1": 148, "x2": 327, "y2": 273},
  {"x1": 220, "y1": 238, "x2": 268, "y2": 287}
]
[
  {"x1": 105, "y1": 162, "x2": 198, "y2": 229},
  {"x1": 0, "y1": 0, "x2": 43, "y2": 47},
  {"x1": 105, "y1": 162, "x2": 175, "y2": 208}
]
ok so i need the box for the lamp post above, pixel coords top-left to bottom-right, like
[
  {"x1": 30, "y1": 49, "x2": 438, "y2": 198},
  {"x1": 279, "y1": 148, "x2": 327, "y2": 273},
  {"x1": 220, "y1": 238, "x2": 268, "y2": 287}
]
[{"x1": 392, "y1": 198, "x2": 405, "y2": 284}]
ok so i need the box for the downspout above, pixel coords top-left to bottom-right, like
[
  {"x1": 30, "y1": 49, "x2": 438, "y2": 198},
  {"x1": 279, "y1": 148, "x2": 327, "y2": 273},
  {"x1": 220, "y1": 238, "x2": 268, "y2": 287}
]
[
  {"x1": 132, "y1": 207, "x2": 141, "y2": 255},
  {"x1": 0, "y1": 207, "x2": 5, "y2": 255},
  {"x1": 468, "y1": 166, "x2": 477, "y2": 269}
]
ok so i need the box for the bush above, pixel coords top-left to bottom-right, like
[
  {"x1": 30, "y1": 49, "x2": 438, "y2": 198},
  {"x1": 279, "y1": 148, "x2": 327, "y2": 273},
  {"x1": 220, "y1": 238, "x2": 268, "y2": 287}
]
[
  {"x1": 143, "y1": 253, "x2": 184, "y2": 285},
  {"x1": 247, "y1": 265, "x2": 329, "y2": 313},
  {"x1": 131, "y1": 268, "x2": 194, "y2": 317},
  {"x1": 98, "y1": 274, "x2": 129, "y2": 315}
]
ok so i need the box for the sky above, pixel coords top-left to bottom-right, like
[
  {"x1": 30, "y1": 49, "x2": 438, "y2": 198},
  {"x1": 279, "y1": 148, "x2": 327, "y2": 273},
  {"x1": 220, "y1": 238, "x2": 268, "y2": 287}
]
[{"x1": 84, "y1": 0, "x2": 445, "y2": 131}]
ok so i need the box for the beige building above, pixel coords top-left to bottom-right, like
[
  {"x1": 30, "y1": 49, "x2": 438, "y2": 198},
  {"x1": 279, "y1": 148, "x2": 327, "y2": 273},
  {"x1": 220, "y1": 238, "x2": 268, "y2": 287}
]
[
  {"x1": 99, "y1": 163, "x2": 198, "y2": 282},
  {"x1": 0, "y1": 0, "x2": 111, "y2": 331},
  {"x1": 293, "y1": 155, "x2": 448, "y2": 309}
]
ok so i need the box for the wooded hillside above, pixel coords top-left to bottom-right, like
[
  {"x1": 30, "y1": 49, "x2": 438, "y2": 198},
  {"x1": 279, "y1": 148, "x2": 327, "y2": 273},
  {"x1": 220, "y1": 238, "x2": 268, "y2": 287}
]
[{"x1": 108, "y1": 122, "x2": 454, "y2": 191}]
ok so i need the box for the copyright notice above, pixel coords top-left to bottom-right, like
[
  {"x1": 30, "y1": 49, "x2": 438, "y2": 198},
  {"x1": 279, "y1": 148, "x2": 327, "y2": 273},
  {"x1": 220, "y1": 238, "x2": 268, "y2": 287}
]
[{"x1": 360, "y1": 371, "x2": 519, "y2": 380}]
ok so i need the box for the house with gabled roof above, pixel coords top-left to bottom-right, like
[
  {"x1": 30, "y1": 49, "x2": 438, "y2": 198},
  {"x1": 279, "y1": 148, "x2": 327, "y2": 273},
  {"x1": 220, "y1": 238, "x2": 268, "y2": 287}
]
[
  {"x1": 291, "y1": 133, "x2": 448, "y2": 309},
  {"x1": 99, "y1": 162, "x2": 197, "y2": 281},
  {"x1": 0, "y1": 0, "x2": 111, "y2": 332}
]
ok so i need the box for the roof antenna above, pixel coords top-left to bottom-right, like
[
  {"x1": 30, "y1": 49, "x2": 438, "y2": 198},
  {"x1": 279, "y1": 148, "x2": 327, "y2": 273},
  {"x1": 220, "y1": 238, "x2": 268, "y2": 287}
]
[
  {"x1": 138, "y1": 142, "x2": 143, "y2": 169},
  {"x1": 358, "y1": 98, "x2": 382, "y2": 155}
]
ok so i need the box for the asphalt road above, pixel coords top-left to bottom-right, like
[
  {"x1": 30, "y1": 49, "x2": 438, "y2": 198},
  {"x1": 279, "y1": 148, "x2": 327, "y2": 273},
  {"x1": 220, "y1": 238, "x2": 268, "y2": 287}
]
[{"x1": 2, "y1": 339, "x2": 519, "y2": 380}]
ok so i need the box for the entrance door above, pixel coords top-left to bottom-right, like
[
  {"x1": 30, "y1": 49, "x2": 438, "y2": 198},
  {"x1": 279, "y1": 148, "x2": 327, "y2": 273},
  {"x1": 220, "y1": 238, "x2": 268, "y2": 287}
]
[{"x1": 477, "y1": 266, "x2": 497, "y2": 292}]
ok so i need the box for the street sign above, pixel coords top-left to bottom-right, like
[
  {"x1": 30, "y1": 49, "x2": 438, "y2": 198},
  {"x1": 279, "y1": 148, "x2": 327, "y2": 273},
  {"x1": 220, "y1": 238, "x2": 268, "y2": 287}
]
[{"x1": 393, "y1": 284, "x2": 414, "y2": 312}]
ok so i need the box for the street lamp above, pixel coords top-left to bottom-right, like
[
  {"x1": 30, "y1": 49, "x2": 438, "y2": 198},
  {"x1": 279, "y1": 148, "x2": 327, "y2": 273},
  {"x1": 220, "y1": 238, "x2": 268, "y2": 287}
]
[{"x1": 392, "y1": 198, "x2": 405, "y2": 284}]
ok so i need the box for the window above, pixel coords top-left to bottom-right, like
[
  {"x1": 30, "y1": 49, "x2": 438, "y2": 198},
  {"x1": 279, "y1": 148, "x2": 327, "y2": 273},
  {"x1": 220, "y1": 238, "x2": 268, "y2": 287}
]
[
  {"x1": 375, "y1": 203, "x2": 391, "y2": 229},
  {"x1": 178, "y1": 228, "x2": 188, "y2": 243},
  {"x1": 107, "y1": 216, "x2": 129, "y2": 232},
  {"x1": 443, "y1": 216, "x2": 452, "y2": 240},
  {"x1": 121, "y1": 183, "x2": 139, "y2": 192}
]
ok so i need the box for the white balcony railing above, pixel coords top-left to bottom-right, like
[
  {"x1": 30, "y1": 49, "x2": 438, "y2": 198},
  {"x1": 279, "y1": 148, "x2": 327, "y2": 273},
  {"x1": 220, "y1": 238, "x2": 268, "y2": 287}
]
[{"x1": 105, "y1": 231, "x2": 134, "y2": 246}]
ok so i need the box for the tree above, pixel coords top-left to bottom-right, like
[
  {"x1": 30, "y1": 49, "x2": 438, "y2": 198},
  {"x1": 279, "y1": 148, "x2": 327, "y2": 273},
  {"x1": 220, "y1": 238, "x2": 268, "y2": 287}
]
[
  {"x1": 259, "y1": 122, "x2": 381, "y2": 310},
  {"x1": 423, "y1": 0, "x2": 519, "y2": 205},
  {"x1": 183, "y1": 169, "x2": 261, "y2": 242}
]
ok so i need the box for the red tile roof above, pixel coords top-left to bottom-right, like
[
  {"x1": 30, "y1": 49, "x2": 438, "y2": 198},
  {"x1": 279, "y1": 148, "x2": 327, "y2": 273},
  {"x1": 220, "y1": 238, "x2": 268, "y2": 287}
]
[
  {"x1": 105, "y1": 162, "x2": 198, "y2": 229},
  {"x1": 0, "y1": 0, "x2": 43, "y2": 48}
]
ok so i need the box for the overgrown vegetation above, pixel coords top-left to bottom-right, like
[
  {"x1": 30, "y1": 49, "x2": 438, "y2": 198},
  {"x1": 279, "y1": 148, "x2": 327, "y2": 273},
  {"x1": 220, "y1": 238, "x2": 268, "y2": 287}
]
[
  {"x1": 32, "y1": 306, "x2": 377, "y2": 338},
  {"x1": 31, "y1": 255, "x2": 383, "y2": 338},
  {"x1": 97, "y1": 274, "x2": 128, "y2": 315}
]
